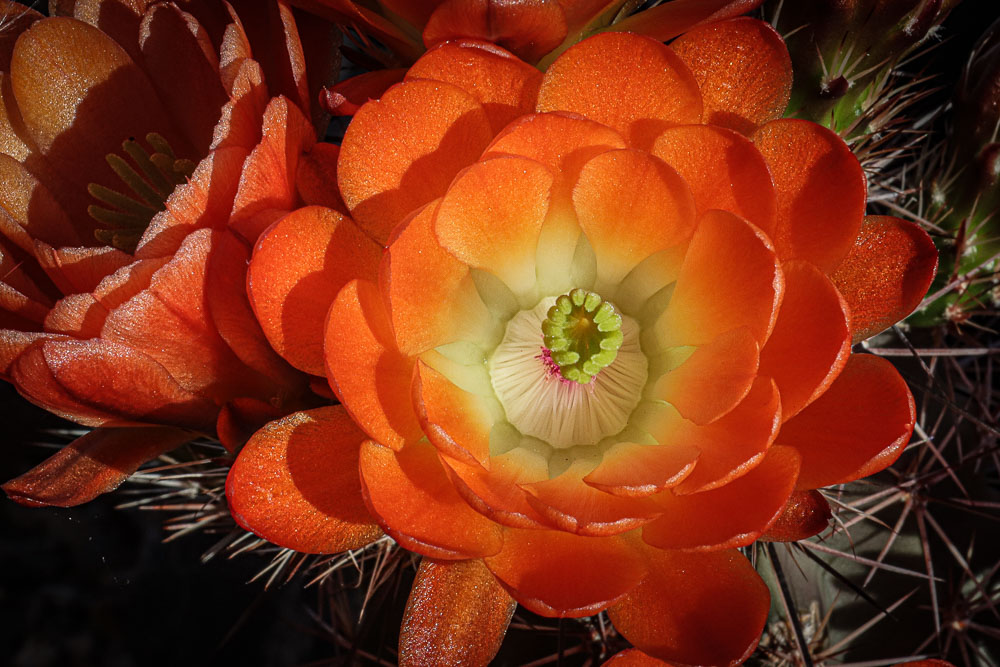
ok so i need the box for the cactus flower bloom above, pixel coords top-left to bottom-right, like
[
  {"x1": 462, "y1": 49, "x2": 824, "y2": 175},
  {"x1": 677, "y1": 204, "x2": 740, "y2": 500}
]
[
  {"x1": 0, "y1": 0, "x2": 338, "y2": 507},
  {"x1": 228, "y1": 19, "x2": 937, "y2": 665}
]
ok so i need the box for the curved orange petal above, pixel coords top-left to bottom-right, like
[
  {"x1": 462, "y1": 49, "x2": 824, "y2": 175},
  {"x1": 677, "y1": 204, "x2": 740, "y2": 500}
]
[
  {"x1": 537, "y1": 32, "x2": 701, "y2": 150},
  {"x1": 435, "y1": 155, "x2": 552, "y2": 296},
  {"x1": 484, "y1": 529, "x2": 645, "y2": 617},
  {"x1": 651, "y1": 124, "x2": 776, "y2": 235},
  {"x1": 381, "y1": 201, "x2": 496, "y2": 355},
  {"x1": 422, "y1": 0, "x2": 568, "y2": 64},
  {"x1": 671, "y1": 377, "x2": 781, "y2": 494},
  {"x1": 830, "y1": 215, "x2": 938, "y2": 342},
  {"x1": 399, "y1": 558, "x2": 516, "y2": 667},
  {"x1": 3, "y1": 426, "x2": 193, "y2": 507},
  {"x1": 407, "y1": 39, "x2": 543, "y2": 133},
  {"x1": 32, "y1": 244, "x2": 132, "y2": 296},
  {"x1": 657, "y1": 209, "x2": 781, "y2": 347},
  {"x1": 413, "y1": 360, "x2": 496, "y2": 466},
  {"x1": 295, "y1": 142, "x2": 349, "y2": 214},
  {"x1": 753, "y1": 118, "x2": 866, "y2": 273},
  {"x1": 215, "y1": 397, "x2": 286, "y2": 453},
  {"x1": 319, "y1": 68, "x2": 406, "y2": 117},
  {"x1": 651, "y1": 326, "x2": 759, "y2": 425},
  {"x1": 759, "y1": 260, "x2": 851, "y2": 421},
  {"x1": 670, "y1": 17, "x2": 791, "y2": 134},
  {"x1": 0, "y1": 153, "x2": 82, "y2": 250},
  {"x1": 609, "y1": 0, "x2": 764, "y2": 42},
  {"x1": 226, "y1": 407, "x2": 382, "y2": 554},
  {"x1": 360, "y1": 439, "x2": 504, "y2": 559},
  {"x1": 325, "y1": 279, "x2": 421, "y2": 450},
  {"x1": 760, "y1": 489, "x2": 832, "y2": 542},
  {"x1": 10, "y1": 338, "x2": 217, "y2": 430},
  {"x1": 338, "y1": 78, "x2": 494, "y2": 244},
  {"x1": 608, "y1": 547, "x2": 769, "y2": 666},
  {"x1": 572, "y1": 148, "x2": 695, "y2": 287},
  {"x1": 583, "y1": 442, "x2": 699, "y2": 498},
  {"x1": 522, "y1": 460, "x2": 660, "y2": 536},
  {"x1": 641, "y1": 445, "x2": 800, "y2": 550},
  {"x1": 439, "y1": 449, "x2": 551, "y2": 529},
  {"x1": 248, "y1": 206, "x2": 381, "y2": 376},
  {"x1": 482, "y1": 111, "x2": 626, "y2": 201},
  {"x1": 778, "y1": 354, "x2": 915, "y2": 490},
  {"x1": 602, "y1": 648, "x2": 669, "y2": 666}
]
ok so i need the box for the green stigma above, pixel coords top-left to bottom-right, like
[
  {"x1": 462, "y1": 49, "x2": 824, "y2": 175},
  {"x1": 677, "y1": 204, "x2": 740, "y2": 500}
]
[
  {"x1": 88, "y1": 132, "x2": 196, "y2": 253},
  {"x1": 541, "y1": 288, "x2": 624, "y2": 385}
]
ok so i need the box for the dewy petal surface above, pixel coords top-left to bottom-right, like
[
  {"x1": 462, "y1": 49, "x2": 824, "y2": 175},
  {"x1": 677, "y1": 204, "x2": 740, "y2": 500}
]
[
  {"x1": 406, "y1": 39, "x2": 543, "y2": 134},
  {"x1": 248, "y1": 206, "x2": 381, "y2": 376},
  {"x1": 484, "y1": 529, "x2": 645, "y2": 617},
  {"x1": 338, "y1": 78, "x2": 494, "y2": 244},
  {"x1": 399, "y1": 558, "x2": 516, "y2": 667},
  {"x1": 608, "y1": 547, "x2": 769, "y2": 666},
  {"x1": 831, "y1": 215, "x2": 938, "y2": 342},
  {"x1": 537, "y1": 32, "x2": 702, "y2": 149},
  {"x1": 778, "y1": 354, "x2": 915, "y2": 490},
  {"x1": 360, "y1": 439, "x2": 504, "y2": 559},
  {"x1": 325, "y1": 279, "x2": 421, "y2": 450},
  {"x1": 671, "y1": 17, "x2": 791, "y2": 134},
  {"x1": 226, "y1": 406, "x2": 382, "y2": 554},
  {"x1": 753, "y1": 118, "x2": 866, "y2": 273}
]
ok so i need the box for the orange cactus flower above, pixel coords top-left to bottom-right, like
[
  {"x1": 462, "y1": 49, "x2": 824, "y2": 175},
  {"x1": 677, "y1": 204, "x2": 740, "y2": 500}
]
[
  {"x1": 0, "y1": 0, "x2": 341, "y2": 507},
  {"x1": 227, "y1": 19, "x2": 938, "y2": 665}
]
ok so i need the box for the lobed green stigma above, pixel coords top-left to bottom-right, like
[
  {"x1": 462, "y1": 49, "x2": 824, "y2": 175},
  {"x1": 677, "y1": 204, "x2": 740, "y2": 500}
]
[
  {"x1": 541, "y1": 288, "x2": 623, "y2": 385},
  {"x1": 88, "y1": 132, "x2": 196, "y2": 253}
]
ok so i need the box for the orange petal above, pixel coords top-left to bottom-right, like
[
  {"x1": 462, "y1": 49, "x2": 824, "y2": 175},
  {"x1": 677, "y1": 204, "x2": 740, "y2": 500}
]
[
  {"x1": 671, "y1": 17, "x2": 791, "y2": 134},
  {"x1": 360, "y1": 439, "x2": 504, "y2": 559},
  {"x1": 33, "y1": 243, "x2": 132, "y2": 296},
  {"x1": 413, "y1": 360, "x2": 496, "y2": 466},
  {"x1": 608, "y1": 547, "x2": 769, "y2": 666},
  {"x1": 651, "y1": 326, "x2": 759, "y2": 425},
  {"x1": 319, "y1": 68, "x2": 406, "y2": 116},
  {"x1": 439, "y1": 449, "x2": 551, "y2": 529},
  {"x1": 325, "y1": 279, "x2": 421, "y2": 450},
  {"x1": 138, "y1": 3, "x2": 228, "y2": 155},
  {"x1": 671, "y1": 377, "x2": 781, "y2": 494},
  {"x1": 215, "y1": 397, "x2": 286, "y2": 453},
  {"x1": 609, "y1": 0, "x2": 764, "y2": 41},
  {"x1": 204, "y1": 229, "x2": 306, "y2": 392},
  {"x1": 484, "y1": 529, "x2": 645, "y2": 617},
  {"x1": 641, "y1": 445, "x2": 800, "y2": 550},
  {"x1": 381, "y1": 201, "x2": 495, "y2": 355},
  {"x1": 603, "y1": 649, "x2": 669, "y2": 667},
  {"x1": 760, "y1": 489, "x2": 832, "y2": 542},
  {"x1": 482, "y1": 111, "x2": 626, "y2": 201},
  {"x1": 399, "y1": 558, "x2": 516, "y2": 667},
  {"x1": 338, "y1": 78, "x2": 494, "y2": 244},
  {"x1": 248, "y1": 206, "x2": 381, "y2": 375},
  {"x1": 295, "y1": 142, "x2": 349, "y2": 214},
  {"x1": 3, "y1": 426, "x2": 193, "y2": 507},
  {"x1": 10, "y1": 338, "x2": 217, "y2": 430},
  {"x1": 100, "y1": 229, "x2": 277, "y2": 403},
  {"x1": 583, "y1": 442, "x2": 700, "y2": 497},
  {"x1": 228, "y1": 96, "x2": 318, "y2": 242},
  {"x1": 830, "y1": 215, "x2": 938, "y2": 342},
  {"x1": 435, "y1": 155, "x2": 552, "y2": 296},
  {"x1": 423, "y1": 0, "x2": 568, "y2": 64},
  {"x1": 657, "y1": 209, "x2": 781, "y2": 347},
  {"x1": 537, "y1": 32, "x2": 701, "y2": 149},
  {"x1": 759, "y1": 260, "x2": 851, "y2": 421},
  {"x1": 777, "y1": 354, "x2": 915, "y2": 490},
  {"x1": 523, "y1": 460, "x2": 661, "y2": 536},
  {"x1": 753, "y1": 118, "x2": 866, "y2": 273},
  {"x1": 11, "y1": 17, "x2": 186, "y2": 198},
  {"x1": 572, "y1": 149, "x2": 695, "y2": 287},
  {"x1": 226, "y1": 407, "x2": 382, "y2": 554},
  {"x1": 0, "y1": 153, "x2": 82, "y2": 250},
  {"x1": 651, "y1": 124, "x2": 776, "y2": 235},
  {"x1": 407, "y1": 39, "x2": 543, "y2": 134}
]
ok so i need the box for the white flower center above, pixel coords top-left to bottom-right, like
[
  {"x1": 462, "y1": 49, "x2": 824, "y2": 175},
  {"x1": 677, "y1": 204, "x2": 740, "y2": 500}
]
[{"x1": 489, "y1": 298, "x2": 647, "y2": 449}]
